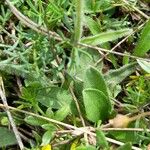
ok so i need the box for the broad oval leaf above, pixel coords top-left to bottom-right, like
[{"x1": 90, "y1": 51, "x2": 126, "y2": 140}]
[
  {"x1": 81, "y1": 28, "x2": 132, "y2": 45},
  {"x1": 42, "y1": 124, "x2": 57, "y2": 131},
  {"x1": 0, "y1": 127, "x2": 17, "y2": 147},
  {"x1": 83, "y1": 88, "x2": 112, "y2": 122},
  {"x1": 133, "y1": 20, "x2": 150, "y2": 56},
  {"x1": 25, "y1": 116, "x2": 48, "y2": 126},
  {"x1": 41, "y1": 130, "x2": 54, "y2": 146},
  {"x1": 84, "y1": 66, "x2": 108, "y2": 97}
]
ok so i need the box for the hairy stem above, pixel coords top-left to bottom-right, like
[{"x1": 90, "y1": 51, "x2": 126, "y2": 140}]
[{"x1": 74, "y1": 0, "x2": 84, "y2": 44}]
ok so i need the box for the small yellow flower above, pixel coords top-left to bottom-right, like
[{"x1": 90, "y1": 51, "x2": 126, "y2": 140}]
[
  {"x1": 70, "y1": 138, "x2": 79, "y2": 150},
  {"x1": 41, "y1": 144, "x2": 52, "y2": 150}
]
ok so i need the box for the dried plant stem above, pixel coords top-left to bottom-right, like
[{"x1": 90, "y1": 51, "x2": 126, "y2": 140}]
[
  {"x1": 0, "y1": 103, "x2": 141, "y2": 150},
  {"x1": 122, "y1": 0, "x2": 150, "y2": 19},
  {"x1": 110, "y1": 23, "x2": 145, "y2": 52},
  {"x1": 53, "y1": 139, "x2": 73, "y2": 147},
  {"x1": 69, "y1": 86, "x2": 89, "y2": 145},
  {"x1": 0, "y1": 77, "x2": 24, "y2": 150},
  {"x1": 79, "y1": 42, "x2": 150, "y2": 62},
  {"x1": 102, "y1": 128, "x2": 150, "y2": 132}
]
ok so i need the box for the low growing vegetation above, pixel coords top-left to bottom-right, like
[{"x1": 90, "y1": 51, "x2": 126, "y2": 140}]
[{"x1": 0, "y1": 0, "x2": 150, "y2": 149}]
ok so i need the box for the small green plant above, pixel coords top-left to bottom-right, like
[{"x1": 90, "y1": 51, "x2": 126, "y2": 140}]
[
  {"x1": 0, "y1": 0, "x2": 150, "y2": 149},
  {"x1": 124, "y1": 75, "x2": 150, "y2": 108}
]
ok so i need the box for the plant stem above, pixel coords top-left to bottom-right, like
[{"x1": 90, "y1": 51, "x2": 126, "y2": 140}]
[
  {"x1": 74, "y1": 0, "x2": 84, "y2": 44},
  {"x1": 69, "y1": 86, "x2": 89, "y2": 145}
]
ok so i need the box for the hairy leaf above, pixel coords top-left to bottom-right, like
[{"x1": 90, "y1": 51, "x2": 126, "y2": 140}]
[
  {"x1": 81, "y1": 29, "x2": 132, "y2": 45},
  {"x1": 0, "y1": 58, "x2": 30, "y2": 77},
  {"x1": 83, "y1": 88, "x2": 111, "y2": 122},
  {"x1": 84, "y1": 66, "x2": 108, "y2": 97},
  {"x1": 104, "y1": 63, "x2": 137, "y2": 87}
]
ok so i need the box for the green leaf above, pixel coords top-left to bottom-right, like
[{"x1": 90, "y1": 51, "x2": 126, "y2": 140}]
[
  {"x1": 53, "y1": 105, "x2": 70, "y2": 121},
  {"x1": 21, "y1": 82, "x2": 41, "y2": 105},
  {"x1": 83, "y1": 88, "x2": 111, "y2": 122},
  {"x1": 0, "y1": 127, "x2": 17, "y2": 147},
  {"x1": 37, "y1": 87, "x2": 72, "y2": 109},
  {"x1": 41, "y1": 130, "x2": 54, "y2": 146},
  {"x1": 123, "y1": 52, "x2": 130, "y2": 65},
  {"x1": 137, "y1": 59, "x2": 150, "y2": 73},
  {"x1": 117, "y1": 143, "x2": 132, "y2": 150},
  {"x1": 104, "y1": 63, "x2": 137, "y2": 87},
  {"x1": 42, "y1": 124, "x2": 57, "y2": 131},
  {"x1": 25, "y1": 116, "x2": 48, "y2": 126},
  {"x1": 81, "y1": 29, "x2": 133, "y2": 45},
  {"x1": 0, "y1": 59, "x2": 30, "y2": 77},
  {"x1": 84, "y1": 0, "x2": 111, "y2": 13},
  {"x1": 109, "y1": 131, "x2": 137, "y2": 143},
  {"x1": 85, "y1": 16, "x2": 101, "y2": 35},
  {"x1": 133, "y1": 20, "x2": 150, "y2": 56},
  {"x1": 84, "y1": 66, "x2": 108, "y2": 97},
  {"x1": 96, "y1": 130, "x2": 108, "y2": 148},
  {"x1": 68, "y1": 48, "x2": 103, "y2": 80}
]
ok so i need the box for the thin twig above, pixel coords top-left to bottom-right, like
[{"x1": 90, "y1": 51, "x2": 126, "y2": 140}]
[
  {"x1": 56, "y1": 130, "x2": 73, "y2": 134},
  {"x1": 0, "y1": 77, "x2": 24, "y2": 150},
  {"x1": 18, "y1": 127, "x2": 34, "y2": 138},
  {"x1": 57, "y1": 127, "x2": 150, "y2": 133},
  {"x1": 102, "y1": 127, "x2": 150, "y2": 132},
  {"x1": 79, "y1": 42, "x2": 150, "y2": 62},
  {"x1": 122, "y1": 0, "x2": 150, "y2": 19},
  {"x1": 69, "y1": 86, "x2": 89, "y2": 145},
  {"x1": 19, "y1": 132, "x2": 31, "y2": 143},
  {"x1": 52, "y1": 139, "x2": 73, "y2": 147},
  {"x1": 0, "y1": 103, "x2": 141, "y2": 150}
]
